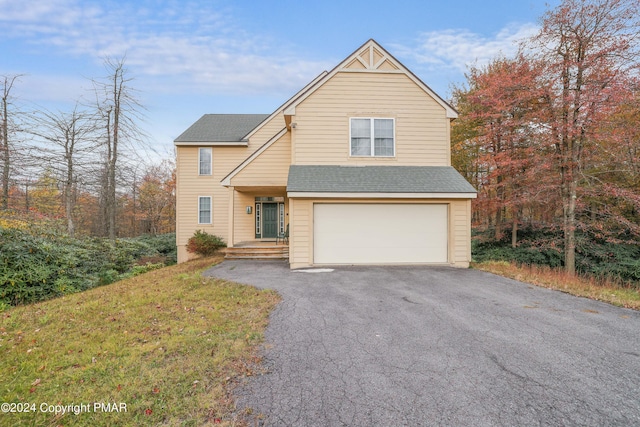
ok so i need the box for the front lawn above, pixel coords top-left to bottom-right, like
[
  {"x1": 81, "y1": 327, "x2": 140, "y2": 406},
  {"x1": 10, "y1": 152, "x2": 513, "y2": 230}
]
[{"x1": 0, "y1": 256, "x2": 280, "y2": 426}]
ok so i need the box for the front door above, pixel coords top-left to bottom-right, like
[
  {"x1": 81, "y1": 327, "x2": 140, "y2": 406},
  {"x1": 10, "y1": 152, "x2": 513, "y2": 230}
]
[{"x1": 262, "y1": 203, "x2": 278, "y2": 238}]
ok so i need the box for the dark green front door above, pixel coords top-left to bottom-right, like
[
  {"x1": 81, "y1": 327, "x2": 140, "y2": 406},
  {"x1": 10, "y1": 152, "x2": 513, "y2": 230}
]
[{"x1": 262, "y1": 203, "x2": 278, "y2": 238}]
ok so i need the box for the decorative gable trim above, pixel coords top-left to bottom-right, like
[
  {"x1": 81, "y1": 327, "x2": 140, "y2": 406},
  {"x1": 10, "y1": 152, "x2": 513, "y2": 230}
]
[
  {"x1": 282, "y1": 39, "x2": 458, "y2": 119},
  {"x1": 220, "y1": 127, "x2": 288, "y2": 186},
  {"x1": 344, "y1": 43, "x2": 400, "y2": 71}
]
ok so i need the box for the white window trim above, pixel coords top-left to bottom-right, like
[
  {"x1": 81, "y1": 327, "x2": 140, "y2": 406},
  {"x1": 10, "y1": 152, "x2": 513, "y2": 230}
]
[
  {"x1": 279, "y1": 203, "x2": 285, "y2": 234},
  {"x1": 255, "y1": 203, "x2": 261, "y2": 236},
  {"x1": 349, "y1": 117, "x2": 395, "y2": 157},
  {"x1": 253, "y1": 201, "x2": 286, "y2": 238},
  {"x1": 198, "y1": 196, "x2": 212, "y2": 224},
  {"x1": 198, "y1": 147, "x2": 212, "y2": 176}
]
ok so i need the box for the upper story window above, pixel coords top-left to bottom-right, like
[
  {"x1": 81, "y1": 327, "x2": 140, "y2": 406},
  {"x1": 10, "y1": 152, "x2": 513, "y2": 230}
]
[
  {"x1": 350, "y1": 118, "x2": 395, "y2": 157},
  {"x1": 199, "y1": 147, "x2": 212, "y2": 175}
]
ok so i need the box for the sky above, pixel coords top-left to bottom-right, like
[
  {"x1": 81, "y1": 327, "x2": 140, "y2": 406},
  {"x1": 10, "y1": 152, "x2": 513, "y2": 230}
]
[{"x1": 1, "y1": 0, "x2": 560, "y2": 161}]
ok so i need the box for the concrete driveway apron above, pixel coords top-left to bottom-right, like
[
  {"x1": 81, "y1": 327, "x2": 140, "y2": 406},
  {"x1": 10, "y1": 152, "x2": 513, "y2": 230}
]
[{"x1": 205, "y1": 260, "x2": 640, "y2": 427}]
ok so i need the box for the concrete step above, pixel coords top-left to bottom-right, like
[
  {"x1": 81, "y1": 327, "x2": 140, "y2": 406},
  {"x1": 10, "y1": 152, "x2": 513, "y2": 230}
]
[
  {"x1": 225, "y1": 255, "x2": 290, "y2": 260},
  {"x1": 224, "y1": 246, "x2": 289, "y2": 260},
  {"x1": 224, "y1": 248, "x2": 289, "y2": 254}
]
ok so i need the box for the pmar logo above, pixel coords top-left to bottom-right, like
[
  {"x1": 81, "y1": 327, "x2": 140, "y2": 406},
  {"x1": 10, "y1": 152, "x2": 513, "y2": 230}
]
[{"x1": 94, "y1": 402, "x2": 127, "y2": 412}]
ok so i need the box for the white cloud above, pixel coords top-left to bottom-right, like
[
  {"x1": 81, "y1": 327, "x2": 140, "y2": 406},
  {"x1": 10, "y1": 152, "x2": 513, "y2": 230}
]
[
  {"x1": 0, "y1": 0, "x2": 329, "y2": 97},
  {"x1": 394, "y1": 23, "x2": 539, "y2": 73},
  {"x1": 19, "y1": 74, "x2": 92, "y2": 106}
]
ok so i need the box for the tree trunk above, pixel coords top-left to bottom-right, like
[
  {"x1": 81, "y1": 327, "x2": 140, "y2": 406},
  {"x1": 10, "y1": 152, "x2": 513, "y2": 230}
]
[
  {"x1": 1, "y1": 90, "x2": 8, "y2": 210},
  {"x1": 65, "y1": 155, "x2": 75, "y2": 237},
  {"x1": 24, "y1": 182, "x2": 29, "y2": 212},
  {"x1": 103, "y1": 107, "x2": 117, "y2": 241},
  {"x1": 106, "y1": 65, "x2": 121, "y2": 242},
  {"x1": 108, "y1": 163, "x2": 116, "y2": 241},
  {"x1": 495, "y1": 206, "x2": 502, "y2": 241},
  {"x1": 94, "y1": 57, "x2": 143, "y2": 240},
  {"x1": 563, "y1": 177, "x2": 577, "y2": 275},
  {"x1": 511, "y1": 213, "x2": 518, "y2": 249}
]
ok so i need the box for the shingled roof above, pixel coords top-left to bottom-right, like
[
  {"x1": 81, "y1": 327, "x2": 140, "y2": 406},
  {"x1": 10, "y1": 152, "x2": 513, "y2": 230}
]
[
  {"x1": 174, "y1": 114, "x2": 269, "y2": 144},
  {"x1": 287, "y1": 165, "x2": 477, "y2": 195}
]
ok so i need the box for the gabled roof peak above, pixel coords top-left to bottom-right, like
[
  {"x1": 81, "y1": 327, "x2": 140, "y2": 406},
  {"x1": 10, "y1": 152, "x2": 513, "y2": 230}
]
[
  {"x1": 342, "y1": 39, "x2": 400, "y2": 71},
  {"x1": 282, "y1": 39, "x2": 457, "y2": 119}
]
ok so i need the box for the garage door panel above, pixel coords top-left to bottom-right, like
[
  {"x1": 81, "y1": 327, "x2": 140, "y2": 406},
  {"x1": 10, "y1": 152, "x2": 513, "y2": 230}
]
[{"x1": 313, "y1": 204, "x2": 447, "y2": 264}]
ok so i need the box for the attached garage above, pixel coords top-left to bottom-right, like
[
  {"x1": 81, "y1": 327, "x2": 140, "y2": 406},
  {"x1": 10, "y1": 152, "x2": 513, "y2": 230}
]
[
  {"x1": 286, "y1": 165, "x2": 477, "y2": 269},
  {"x1": 314, "y1": 203, "x2": 448, "y2": 264}
]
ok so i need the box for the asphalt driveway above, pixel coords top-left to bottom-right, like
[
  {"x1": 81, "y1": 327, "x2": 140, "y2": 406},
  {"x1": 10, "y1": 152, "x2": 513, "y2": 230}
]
[{"x1": 205, "y1": 261, "x2": 640, "y2": 426}]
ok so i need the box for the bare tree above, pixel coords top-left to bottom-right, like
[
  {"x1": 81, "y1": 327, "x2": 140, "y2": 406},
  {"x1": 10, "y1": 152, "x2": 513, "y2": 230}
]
[
  {"x1": 91, "y1": 57, "x2": 146, "y2": 241},
  {"x1": 30, "y1": 105, "x2": 98, "y2": 236},
  {"x1": 1, "y1": 74, "x2": 24, "y2": 210}
]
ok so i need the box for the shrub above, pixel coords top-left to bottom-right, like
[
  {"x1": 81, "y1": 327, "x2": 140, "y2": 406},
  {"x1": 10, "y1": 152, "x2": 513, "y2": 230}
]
[
  {"x1": 129, "y1": 233, "x2": 177, "y2": 264},
  {"x1": 0, "y1": 227, "x2": 176, "y2": 306},
  {"x1": 186, "y1": 230, "x2": 226, "y2": 256},
  {"x1": 472, "y1": 225, "x2": 640, "y2": 286},
  {"x1": 0, "y1": 228, "x2": 94, "y2": 305},
  {"x1": 126, "y1": 262, "x2": 165, "y2": 278},
  {"x1": 0, "y1": 209, "x2": 65, "y2": 234}
]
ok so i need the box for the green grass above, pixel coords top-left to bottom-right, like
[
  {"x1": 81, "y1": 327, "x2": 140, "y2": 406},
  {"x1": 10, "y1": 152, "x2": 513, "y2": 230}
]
[
  {"x1": 474, "y1": 260, "x2": 640, "y2": 310},
  {"x1": 0, "y1": 255, "x2": 280, "y2": 426}
]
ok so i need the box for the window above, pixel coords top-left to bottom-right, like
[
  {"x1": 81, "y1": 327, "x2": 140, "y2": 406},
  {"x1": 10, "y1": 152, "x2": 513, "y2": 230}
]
[
  {"x1": 255, "y1": 203, "x2": 261, "y2": 236},
  {"x1": 198, "y1": 196, "x2": 211, "y2": 224},
  {"x1": 279, "y1": 203, "x2": 285, "y2": 233},
  {"x1": 199, "y1": 147, "x2": 212, "y2": 175},
  {"x1": 350, "y1": 118, "x2": 394, "y2": 157}
]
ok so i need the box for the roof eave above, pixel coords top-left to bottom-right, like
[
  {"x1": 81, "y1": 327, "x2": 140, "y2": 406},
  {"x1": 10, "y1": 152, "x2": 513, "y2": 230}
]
[
  {"x1": 174, "y1": 141, "x2": 249, "y2": 147},
  {"x1": 287, "y1": 191, "x2": 477, "y2": 199}
]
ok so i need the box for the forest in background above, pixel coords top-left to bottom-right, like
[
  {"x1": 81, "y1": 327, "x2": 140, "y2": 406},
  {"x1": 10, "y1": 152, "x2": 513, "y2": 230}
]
[
  {"x1": 451, "y1": 0, "x2": 640, "y2": 280},
  {"x1": 1, "y1": 59, "x2": 175, "y2": 240},
  {"x1": 1, "y1": 58, "x2": 177, "y2": 307},
  {"x1": 2, "y1": 0, "x2": 640, "y2": 302}
]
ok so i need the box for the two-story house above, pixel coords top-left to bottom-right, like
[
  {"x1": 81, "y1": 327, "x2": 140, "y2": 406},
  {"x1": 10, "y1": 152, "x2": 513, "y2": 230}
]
[{"x1": 174, "y1": 39, "x2": 477, "y2": 268}]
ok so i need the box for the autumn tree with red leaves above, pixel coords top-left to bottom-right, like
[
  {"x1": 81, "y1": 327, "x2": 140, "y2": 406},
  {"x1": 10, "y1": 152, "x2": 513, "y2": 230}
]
[
  {"x1": 530, "y1": 0, "x2": 640, "y2": 274},
  {"x1": 453, "y1": 56, "x2": 551, "y2": 247},
  {"x1": 453, "y1": 0, "x2": 640, "y2": 275}
]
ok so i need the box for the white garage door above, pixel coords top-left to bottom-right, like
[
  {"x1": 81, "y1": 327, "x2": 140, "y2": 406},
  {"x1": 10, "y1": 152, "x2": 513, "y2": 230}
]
[{"x1": 313, "y1": 203, "x2": 448, "y2": 265}]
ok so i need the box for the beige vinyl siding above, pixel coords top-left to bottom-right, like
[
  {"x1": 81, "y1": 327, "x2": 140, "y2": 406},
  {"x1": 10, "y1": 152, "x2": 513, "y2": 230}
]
[
  {"x1": 289, "y1": 199, "x2": 312, "y2": 269},
  {"x1": 232, "y1": 191, "x2": 256, "y2": 243},
  {"x1": 292, "y1": 72, "x2": 450, "y2": 166},
  {"x1": 230, "y1": 132, "x2": 291, "y2": 187},
  {"x1": 176, "y1": 146, "x2": 218, "y2": 262},
  {"x1": 247, "y1": 112, "x2": 286, "y2": 147},
  {"x1": 451, "y1": 199, "x2": 472, "y2": 265},
  {"x1": 175, "y1": 113, "x2": 288, "y2": 262},
  {"x1": 288, "y1": 198, "x2": 471, "y2": 269}
]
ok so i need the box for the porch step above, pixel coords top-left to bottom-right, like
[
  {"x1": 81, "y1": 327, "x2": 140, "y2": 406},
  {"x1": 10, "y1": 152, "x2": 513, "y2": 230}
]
[{"x1": 224, "y1": 246, "x2": 289, "y2": 260}]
